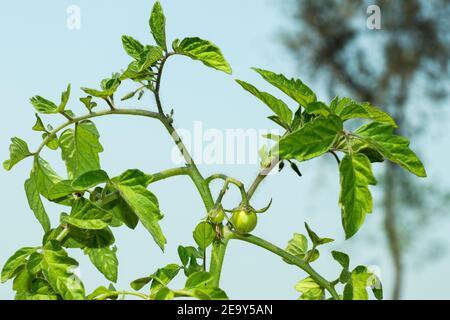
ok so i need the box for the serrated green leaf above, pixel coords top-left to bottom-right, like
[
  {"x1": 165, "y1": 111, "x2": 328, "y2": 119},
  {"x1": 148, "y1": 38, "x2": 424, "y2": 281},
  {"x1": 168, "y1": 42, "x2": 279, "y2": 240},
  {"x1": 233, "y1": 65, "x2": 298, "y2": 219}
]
[
  {"x1": 153, "y1": 287, "x2": 174, "y2": 300},
  {"x1": 3, "y1": 137, "x2": 32, "y2": 170},
  {"x1": 149, "y1": 1, "x2": 166, "y2": 50},
  {"x1": 85, "y1": 246, "x2": 118, "y2": 283},
  {"x1": 26, "y1": 252, "x2": 43, "y2": 275},
  {"x1": 295, "y1": 277, "x2": 324, "y2": 300},
  {"x1": 138, "y1": 45, "x2": 163, "y2": 71},
  {"x1": 185, "y1": 271, "x2": 213, "y2": 289},
  {"x1": 1, "y1": 247, "x2": 37, "y2": 283},
  {"x1": 175, "y1": 37, "x2": 232, "y2": 74},
  {"x1": 25, "y1": 176, "x2": 51, "y2": 232},
  {"x1": 120, "y1": 61, "x2": 154, "y2": 81},
  {"x1": 81, "y1": 87, "x2": 115, "y2": 98},
  {"x1": 304, "y1": 101, "x2": 331, "y2": 117},
  {"x1": 59, "y1": 120, "x2": 103, "y2": 179},
  {"x1": 339, "y1": 153, "x2": 376, "y2": 239},
  {"x1": 63, "y1": 226, "x2": 115, "y2": 249},
  {"x1": 58, "y1": 84, "x2": 71, "y2": 113},
  {"x1": 115, "y1": 183, "x2": 166, "y2": 250},
  {"x1": 355, "y1": 122, "x2": 426, "y2": 177},
  {"x1": 193, "y1": 222, "x2": 215, "y2": 250},
  {"x1": 116, "y1": 169, "x2": 152, "y2": 187},
  {"x1": 333, "y1": 97, "x2": 396, "y2": 127},
  {"x1": 62, "y1": 198, "x2": 112, "y2": 230},
  {"x1": 236, "y1": 80, "x2": 292, "y2": 127},
  {"x1": 121, "y1": 35, "x2": 145, "y2": 60},
  {"x1": 80, "y1": 96, "x2": 97, "y2": 112},
  {"x1": 284, "y1": 233, "x2": 308, "y2": 263},
  {"x1": 42, "y1": 133, "x2": 59, "y2": 150},
  {"x1": 277, "y1": 115, "x2": 343, "y2": 161},
  {"x1": 41, "y1": 241, "x2": 85, "y2": 300},
  {"x1": 252, "y1": 68, "x2": 316, "y2": 106},
  {"x1": 72, "y1": 170, "x2": 109, "y2": 189},
  {"x1": 150, "y1": 264, "x2": 181, "y2": 297},
  {"x1": 30, "y1": 96, "x2": 58, "y2": 114},
  {"x1": 343, "y1": 266, "x2": 372, "y2": 300}
]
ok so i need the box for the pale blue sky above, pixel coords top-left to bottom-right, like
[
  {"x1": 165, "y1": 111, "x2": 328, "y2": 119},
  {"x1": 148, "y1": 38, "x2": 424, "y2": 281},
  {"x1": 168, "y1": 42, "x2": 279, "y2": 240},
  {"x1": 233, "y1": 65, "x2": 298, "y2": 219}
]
[{"x1": 1, "y1": 0, "x2": 449, "y2": 299}]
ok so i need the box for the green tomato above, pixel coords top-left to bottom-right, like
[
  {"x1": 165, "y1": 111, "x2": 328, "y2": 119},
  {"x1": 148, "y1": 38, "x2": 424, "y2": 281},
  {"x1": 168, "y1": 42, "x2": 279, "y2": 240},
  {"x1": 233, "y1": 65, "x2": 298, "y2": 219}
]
[
  {"x1": 208, "y1": 206, "x2": 225, "y2": 224},
  {"x1": 231, "y1": 207, "x2": 257, "y2": 234}
]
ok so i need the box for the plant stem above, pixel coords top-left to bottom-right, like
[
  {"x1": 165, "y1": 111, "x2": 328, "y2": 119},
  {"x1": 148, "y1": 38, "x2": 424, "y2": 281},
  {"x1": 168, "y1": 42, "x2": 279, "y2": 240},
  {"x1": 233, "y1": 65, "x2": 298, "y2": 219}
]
[
  {"x1": 35, "y1": 108, "x2": 162, "y2": 155},
  {"x1": 230, "y1": 230, "x2": 340, "y2": 300},
  {"x1": 150, "y1": 167, "x2": 190, "y2": 183},
  {"x1": 247, "y1": 157, "x2": 280, "y2": 200}
]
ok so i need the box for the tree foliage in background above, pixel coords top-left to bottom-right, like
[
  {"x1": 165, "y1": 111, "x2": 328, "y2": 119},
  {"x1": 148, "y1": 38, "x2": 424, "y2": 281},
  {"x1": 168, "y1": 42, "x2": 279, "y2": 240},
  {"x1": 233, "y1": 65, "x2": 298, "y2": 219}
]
[
  {"x1": 1, "y1": 1, "x2": 425, "y2": 300},
  {"x1": 282, "y1": 0, "x2": 450, "y2": 299}
]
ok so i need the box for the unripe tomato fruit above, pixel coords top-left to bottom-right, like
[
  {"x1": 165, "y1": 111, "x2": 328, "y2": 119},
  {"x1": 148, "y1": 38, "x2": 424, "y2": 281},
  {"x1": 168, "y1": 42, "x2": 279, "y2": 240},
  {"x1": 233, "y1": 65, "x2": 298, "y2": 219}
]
[
  {"x1": 231, "y1": 207, "x2": 257, "y2": 233},
  {"x1": 208, "y1": 206, "x2": 225, "y2": 224}
]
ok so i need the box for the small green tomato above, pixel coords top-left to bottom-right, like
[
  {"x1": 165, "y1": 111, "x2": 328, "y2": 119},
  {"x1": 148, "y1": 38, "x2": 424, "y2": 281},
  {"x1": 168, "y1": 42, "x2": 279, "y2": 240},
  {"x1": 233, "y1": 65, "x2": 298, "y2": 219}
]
[
  {"x1": 208, "y1": 206, "x2": 225, "y2": 224},
  {"x1": 231, "y1": 205, "x2": 257, "y2": 234}
]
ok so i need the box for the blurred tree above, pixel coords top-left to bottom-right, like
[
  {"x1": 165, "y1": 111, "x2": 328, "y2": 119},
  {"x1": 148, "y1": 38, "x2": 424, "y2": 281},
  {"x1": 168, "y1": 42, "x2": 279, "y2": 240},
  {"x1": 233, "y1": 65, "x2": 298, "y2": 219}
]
[{"x1": 282, "y1": 0, "x2": 450, "y2": 299}]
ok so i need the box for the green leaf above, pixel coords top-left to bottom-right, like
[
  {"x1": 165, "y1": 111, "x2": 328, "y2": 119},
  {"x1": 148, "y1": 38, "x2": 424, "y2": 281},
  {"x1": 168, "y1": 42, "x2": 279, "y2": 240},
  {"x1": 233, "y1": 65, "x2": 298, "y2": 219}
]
[
  {"x1": 32, "y1": 114, "x2": 46, "y2": 132},
  {"x1": 62, "y1": 198, "x2": 112, "y2": 230},
  {"x1": 3, "y1": 137, "x2": 32, "y2": 170},
  {"x1": 59, "y1": 120, "x2": 103, "y2": 179},
  {"x1": 150, "y1": 264, "x2": 181, "y2": 297},
  {"x1": 339, "y1": 153, "x2": 377, "y2": 239},
  {"x1": 72, "y1": 170, "x2": 109, "y2": 189},
  {"x1": 85, "y1": 246, "x2": 118, "y2": 283},
  {"x1": 63, "y1": 226, "x2": 115, "y2": 249},
  {"x1": 120, "y1": 61, "x2": 154, "y2": 81},
  {"x1": 25, "y1": 157, "x2": 62, "y2": 231},
  {"x1": 304, "y1": 101, "x2": 331, "y2": 117},
  {"x1": 185, "y1": 271, "x2": 213, "y2": 289},
  {"x1": 42, "y1": 133, "x2": 59, "y2": 150},
  {"x1": 138, "y1": 45, "x2": 163, "y2": 71},
  {"x1": 58, "y1": 84, "x2": 71, "y2": 113},
  {"x1": 149, "y1": 1, "x2": 167, "y2": 50},
  {"x1": 343, "y1": 266, "x2": 372, "y2": 300},
  {"x1": 81, "y1": 87, "x2": 115, "y2": 98},
  {"x1": 295, "y1": 277, "x2": 325, "y2": 300},
  {"x1": 109, "y1": 197, "x2": 139, "y2": 230},
  {"x1": 121, "y1": 35, "x2": 145, "y2": 60},
  {"x1": 193, "y1": 222, "x2": 215, "y2": 250},
  {"x1": 130, "y1": 277, "x2": 152, "y2": 291},
  {"x1": 333, "y1": 97, "x2": 396, "y2": 127},
  {"x1": 41, "y1": 241, "x2": 85, "y2": 300},
  {"x1": 87, "y1": 285, "x2": 116, "y2": 300},
  {"x1": 331, "y1": 251, "x2": 350, "y2": 269},
  {"x1": 25, "y1": 176, "x2": 51, "y2": 231},
  {"x1": 355, "y1": 122, "x2": 427, "y2": 177},
  {"x1": 304, "y1": 222, "x2": 334, "y2": 247},
  {"x1": 177, "y1": 246, "x2": 203, "y2": 276},
  {"x1": 1, "y1": 247, "x2": 37, "y2": 283},
  {"x1": 153, "y1": 287, "x2": 174, "y2": 300},
  {"x1": 80, "y1": 96, "x2": 97, "y2": 112},
  {"x1": 115, "y1": 183, "x2": 166, "y2": 250},
  {"x1": 277, "y1": 115, "x2": 343, "y2": 161},
  {"x1": 116, "y1": 169, "x2": 152, "y2": 187},
  {"x1": 252, "y1": 68, "x2": 316, "y2": 106},
  {"x1": 174, "y1": 37, "x2": 232, "y2": 74},
  {"x1": 284, "y1": 233, "x2": 308, "y2": 263},
  {"x1": 178, "y1": 287, "x2": 228, "y2": 300},
  {"x1": 26, "y1": 252, "x2": 43, "y2": 275},
  {"x1": 30, "y1": 96, "x2": 58, "y2": 114},
  {"x1": 236, "y1": 80, "x2": 292, "y2": 127}
]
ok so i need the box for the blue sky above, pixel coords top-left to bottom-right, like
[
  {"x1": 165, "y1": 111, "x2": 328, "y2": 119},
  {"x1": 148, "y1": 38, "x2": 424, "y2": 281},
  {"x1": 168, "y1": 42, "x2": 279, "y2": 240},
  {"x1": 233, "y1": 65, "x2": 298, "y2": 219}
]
[{"x1": 1, "y1": 0, "x2": 449, "y2": 299}]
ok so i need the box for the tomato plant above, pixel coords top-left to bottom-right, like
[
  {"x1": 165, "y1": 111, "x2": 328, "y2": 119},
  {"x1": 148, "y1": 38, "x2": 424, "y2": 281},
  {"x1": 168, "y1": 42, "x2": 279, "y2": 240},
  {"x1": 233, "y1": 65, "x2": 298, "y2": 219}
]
[{"x1": 1, "y1": 2, "x2": 426, "y2": 300}]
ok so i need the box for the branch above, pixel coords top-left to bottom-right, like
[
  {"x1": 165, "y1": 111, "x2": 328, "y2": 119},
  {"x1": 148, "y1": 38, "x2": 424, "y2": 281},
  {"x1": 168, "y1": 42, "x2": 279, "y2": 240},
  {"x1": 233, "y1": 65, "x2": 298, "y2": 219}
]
[
  {"x1": 231, "y1": 230, "x2": 340, "y2": 300},
  {"x1": 246, "y1": 157, "x2": 280, "y2": 201}
]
